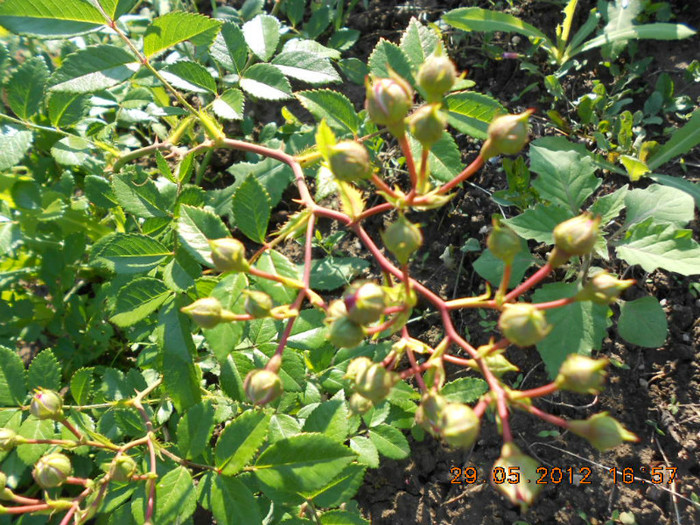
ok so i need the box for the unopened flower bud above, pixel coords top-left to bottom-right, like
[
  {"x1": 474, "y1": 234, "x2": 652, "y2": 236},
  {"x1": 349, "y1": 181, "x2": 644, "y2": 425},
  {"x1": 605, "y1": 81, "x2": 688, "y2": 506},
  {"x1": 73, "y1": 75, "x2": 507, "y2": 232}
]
[
  {"x1": 487, "y1": 217, "x2": 521, "y2": 264},
  {"x1": 329, "y1": 317, "x2": 365, "y2": 348},
  {"x1": 414, "y1": 392, "x2": 447, "y2": 436},
  {"x1": 365, "y1": 75, "x2": 413, "y2": 128},
  {"x1": 439, "y1": 403, "x2": 480, "y2": 449},
  {"x1": 33, "y1": 453, "x2": 72, "y2": 489},
  {"x1": 344, "y1": 282, "x2": 386, "y2": 325},
  {"x1": 493, "y1": 443, "x2": 543, "y2": 509},
  {"x1": 30, "y1": 389, "x2": 63, "y2": 420},
  {"x1": 551, "y1": 213, "x2": 601, "y2": 262},
  {"x1": 112, "y1": 455, "x2": 138, "y2": 482},
  {"x1": 345, "y1": 357, "x2": 374, "y2": 382},
  {"x1": 555, "y1": 354, "x2": 608, "y2": 394},
  {"x1": 355, "y1": 363, "x2": 398, "y2": 403},
  {"x1": 244, "y1": 369, "x2": 283, "y2": 406},
  {"x1": 348, "y1": 392, "x2": 374, "y2": 415},
  {"x1": 417, "y1": 53, "x2": 457, "y2": 102},
  {"x1": 480, "y1": 110, "x2": 533, "y2": 160},
  {"x1": 0, "y1": 428, "x2": 18, "y2": 451},
  {"x1": 408, "y1": 104, "x2": 447, "y2": 147},
  {"x1": 498, "y1": 303, "x2": 551, "y2": 347},
  {"x1": 209, "y1": 238, "x2": 249, "y2": 273},
  {"x1": 381, "y1": 214, "x2": 423, "y2": 265},
  {"x1": 328, "y1": 141, "x2": 372, "y2": 182},
  {"x1": 181, "y1": 297, "x2": 223, "y2": 329},
  {"x1": 568, "y1": 413, "x2": 639, "y2": 451},
  {"x1": 244, "y1": 290, "x2": 273, "y2": 318},
  {"x1": 576, "y1": 271, "x2": 635, "y2": 304}
]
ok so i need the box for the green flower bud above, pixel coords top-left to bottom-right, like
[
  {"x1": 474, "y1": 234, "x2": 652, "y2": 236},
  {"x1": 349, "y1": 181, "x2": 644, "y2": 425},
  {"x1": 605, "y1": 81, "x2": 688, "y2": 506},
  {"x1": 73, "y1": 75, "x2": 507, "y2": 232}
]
[
  {"x1": 487, "y1": 217, "x2": 521, "y2": 264},
  {"x1": 0, "y1": 428, "x2": 18, "y2": 451},
  {"x1": 33, "y1": 453, "x2": 72, "y2": 489},
  {"x1": 243, "y1": 369, "x2": 283, "y2": 406},
  {"x1": 209, "y1": 238, "x2": 250, "y2": 273},
  {"x1": 325, "y1": 299, "x2": 348, "y2": 323},
  {"x1": 0, "y1": 471, "x2": 6, "y2": 490},
  {"x1": 30, "y1": 389, "x2": 64, "y2": 420},
  {"x1": 417, "y1": 53, "x2": 457, "y2": 102},
  {"x1": 348, "y1": 392, "x2": 374, "y2": 415},
  {"x1": 552, "y1": 213, "x2": 601, "y2": 260},
  {"x1": 365, "y1": 75, "x2": 413, "y2": 127},
  {"x1": 408, "y1": 104, "x2": 447, "y2": 148},
  {"x1": 439, "y1": 402, "x2": 481, "y2": 449},
  {"x1": 355, "y1": 363, "x2": 398, "y2": 403},
  {"x1": 414, "y1": 392, "x2": 447, "y2": 436},
  {"x1": 492, "y1": 443, "x2": 543, "y2": 509},
  {"x1": 568, "y1": 413, "x2": 639, "y2": 452},
  {"x1": 498, "y1": 303, "x2": 551, "y2": 347},
  {"x1": 576, "y1": 271, "x2": 635, "y2": 305},
  {"x1": 112, "y1": 455, "x2": 138, "y2": 482},
  {"x1": 381, "y1": 214, "x2": 423, "y2": 265},
  {"x1": 344, "y1": 282, "x2": 386, "y2": 325},
  {"x1": 329, "y1": 317, "x2": 365, "y2": 348},
  {"x1": 345, "y1": 357, "x2": 374, "y2": 382},
  {"x1": 555, "y1": 354, "x2": 608, "y2": 394},
  {"x1": 328, "y1": 141, "x2": 372, "y2": 182},
  {"x1": 480, "y1": 110, "x2": 533, "y2": 160},
  {"x1": 181, "y1": 297, "x2": 223, "y2": 329},
  {"x1": 244, "y1": 290, "x2": 273, "y2": 318}
]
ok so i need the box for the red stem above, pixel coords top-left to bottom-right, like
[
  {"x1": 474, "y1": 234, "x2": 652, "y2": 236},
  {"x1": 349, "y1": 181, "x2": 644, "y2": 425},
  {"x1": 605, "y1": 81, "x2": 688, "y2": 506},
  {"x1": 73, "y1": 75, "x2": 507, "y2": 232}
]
[
  {"x1": 517, "y1": 402, "x2": 570, "y2": 429},
  {"x1": 406, "y1": 348, "x2": 427, "y2": 392},
  {"x1": 1, "y1": 503, "x2": 51, "y2": 514},
  {"x1": 532, "y1": 296, "x2": 576, "y2": 310},
  {"x1": 437, "y1": 155, "x2": 485, "y2": 194},
  {"x1": 503, "y1": 262, "x2": 553, "y2": 303},
  {"x1": 512, "y1": 382, "x2": 559, "y2": 399},
  {"x1": 397, "y1": 134, "x2": 418, "y2": 189}
]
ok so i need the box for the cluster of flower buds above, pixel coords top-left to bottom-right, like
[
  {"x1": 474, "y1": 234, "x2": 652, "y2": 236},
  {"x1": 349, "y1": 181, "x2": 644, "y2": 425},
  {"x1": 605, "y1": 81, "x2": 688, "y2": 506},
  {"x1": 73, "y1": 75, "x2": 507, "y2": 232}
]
[
  {"x1": 417, "y1": 52, "x2": 458, "y2": 103},
  {"x1": 345, "y1": 357, "x2": 399, "y2": 409},
  {"x1": 549, "y1": 213, "x2": 601, "y2": 267},
  {"x1": 498, "y1": 303, "x2": 551, "y2": 347},
  {"x1": 30, "y1": 389, "x2": 64, "y2": 421},
  {"x1": 326, "y1": 282, "x2": 388, "y2": 349},
  {"x1": 243, "y1": 354, "x2": 283, "y2": 406},
  {"x1": 415, "y1": 392, "x2": 481, "y2": 449},
  {"x1": 181, "y1": 297, "x2": 225, "y2": 329},
  {"x1": 575, "y1": 271, "x2": 635, "y2": 304},
  {"x1": 381, "y1": 214, "x2": 423, "y2": 265},
  {"x1": 244, "y1": 290, "x2": 273, "y2": 318},
  {"x1": 33, "y1": 453, "x2": 72, "y2": 489}
]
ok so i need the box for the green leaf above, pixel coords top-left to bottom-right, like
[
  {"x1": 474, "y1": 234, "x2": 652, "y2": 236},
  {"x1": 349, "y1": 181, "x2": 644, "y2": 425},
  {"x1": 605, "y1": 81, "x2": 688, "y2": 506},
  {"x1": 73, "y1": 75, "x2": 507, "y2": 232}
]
[
  {"x1": 505, "y1": 204, "x2": 573, "y2": 244},
  {"x1": 623, "y1": 184, "x2": 694, "y2": 228},
  {"x1": 302, "y1": 399, "x2": 349, "y2": 442},
  {"x1": 399, "y1": 17, "x2": 439, "y2": 69},
  {"x1": 319, "y1": 510, "x2": 369, "y2": 525},
  {"x1": 368, "y1": 39, "x2": 414, "y2": 86},
  {"x1": 349, "y1": 436, "x2": 379, "y2": 468},
  {"x1": 252, "y1": 250, "x2": 301, "y2": 303},
  {"x1": 17, "y1": 418, "x2": 54, "y2": 465},
  {"x1": 272, "y1": 51, "x2": 341, "y2": 85},
  {"x1": 441, "y1": 377, "x2": 489, "y2": 404},
  {"x1": 161, "y1": 61, "x2": 217, "y2": 94},
  {"x1": 143, "y1": 12, "x2": 222, "y2": 58},
  {"x1": 296, "y1": 90, "x2": 359, "y2": 135},
  {"x1": 268, "y1": 414, "x2": 302, "y2": 442},
  {"x1": 49, "y1": 45, "x2": 138, "y2": 93},
  {"x1": 210, "y1": 22, "x2": 249, "y2": 74},
  {"x1": 155, "y1": 467, "x2": 197, "y2": 524},
  {"x1": 283, "y1": 38, "x2": 341, "y2": 60},
  {"x1": 0, "y1": 346, "x2": 27, "y2": 406},
  {"x1": 369, "y1": 424, "x2": 410, "y2": 459},
  {"x1": 529, "y1": 137, "x2": 600, "y2": 213},
  {"x1": 618, "y1": 297, "x2": 668, "y2": 348},
  {"x1": 241, "y1": 63, "x2": 293, "y2": 101},
  {"x1": 647, "y1": 110, "x2": 700, "y2": 170},
  {"x1": 176, "y1": 204, "x2": 230, "y2": 267},
  {"x1": 70, "y1": 368, "x2": 94, "y2": 405},
  {"x1": 51, "y1": 136, "x2": 93, "y2": 166},
  {"x1": 408, "y1": 131, "x2": 462, "y2": 182},
  {"x1": 201, "y1": 474, "x2": 263, "y2": 525},
  {"x1": 232, "y1": 175, "x2": 271, "y2": 243},
  {"x1": 216, "y1": 410, "x2": 271, "y2": 476},
  {"x1": 574, "y1": 23, "x2": 696, "y2": 56},
  {"x1": 27, "y1": 349, "x2": 60, "y2": 391},
  {"x1": 532, "y1": 282, "x2": 608, "y2": 378},
  {"x1": 649, "y1": 174, "x2": 700, "y2": 209},
  {"x1": 589, "y1": 185, "x2": 628, "y2": 224},
  {"x1": 615, "y1": 219, "x2": 700, "y2": 275},
  {"x1": 7, "y1": 56, "x2": 49, "y2": 119},
  {"x1": 0, "y1": 125, "x2": 33, "y2": 171},
  {"x1": 92, "y1": 233, "x2": 170, "y2": 274},
  {"x1": 304, "y1": 257, "x2": 370, "y2": 291},
  {"x1": 157, "y1": 298, "x2": 202, "y2": 412},
  {"x1": 242, "y1": 14, "x2": 280, "y2": 61},
  {"x1": 212, "y1": 88, "x2": 245, "y2": 120},
  {"x1": 473, "y1": 241, "x2": 534, "y2": 288},
  {"x1": 110, "y1": 277, "x2": 172, "y2": 327},
  {"x1": 620, "y1": 155, "x2": 650, "y2": 182},
  {"x1": 203, "y1": 273, "x2": 247, "y2": 361},
  {"x1": 309, "y1": 463, "x2": 366, "y2": 507},
  {"x1": 443, "y1": 7, "x2": 554, "y2": 52},
  {"x1": 47, "y1": 91, "x2": 89, "y2": 127},
  {"x1": 164, "y1": 247, "x2": 202, "y2": 292},
  {"x1": 0, "y1": 0, "x2": 105, "y2": 37},
  {"x1": 227, "y1": 156, "x2": 295, "y2": 206},
  {"x1": 220, "y1": 353, "x2": 255, "y2": 401},
  {"x1": 444, "y1": 91, "x2": 505, "y2": 140},
  {"x1": 254, "y1": 434, "x2": 356, "y2": 494},
  {"x1": 98, "y1": 0, "x2": 138, "y2": 20},
  {"x1": 177, "y1": 401, "x2": 215, "y2": 460},
  {"x1": 113, "y1": 171, "x2": 169, "y2": 218}
]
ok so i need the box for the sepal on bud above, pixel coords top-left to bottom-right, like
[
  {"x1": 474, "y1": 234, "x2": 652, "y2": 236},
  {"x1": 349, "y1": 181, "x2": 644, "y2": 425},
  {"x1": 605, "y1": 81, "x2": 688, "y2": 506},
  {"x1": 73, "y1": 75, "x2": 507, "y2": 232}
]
[
  {"x1": 365, "y1": 74, "x2": 413, "y2": 131},
  {"x1": 30, "y1": 389, "x2": 64, "y2": 421},
  {"x1": 498, "y1": 303, "x2": 551, "y2": 347},
  {"x1": 354, "y1": 363, "x2": 399, "y2": 403},
  {"x1": 408, "y1": 104, "x2": 447, "y2": 148},
  {"x1": 244, "y1": 369, "x2": 283, "y2": 406},
  {"x1": 568, "y1": 413, "x2": 639, "y2": 451},
  {"x1": 492, "y1": 443, "x2": 543, "y2": 509},
  {"x1": 480, "y1": 110, "x2": 533, "y2": 160},
  {"x1": 0, "y1": 429, "x2": 18, "y2": 451},
  {"x1": 244, "y1": 290, "x2": 273, "y2": 318},
  {"x1": 438, "y1": 403, "x2": 480, "y2": 449},
  {"x1": 344, "y1": 282, "x2": 386, "y2": 325},
  {"x1": 381, "y1": 214, "x2": 423, "y2": 265},
  {"x1": 33, "y1": 453, "x2": 72, "y2": 489},
  {"x1": 181, "y1": 297, "x2": 224, "y2": 329},
  {"x1": 417, "y1": 53, "x2": 458, "y2": 102},
  {"x1": 555, "y1": 354, "x2": 608, "y2": 394},
  {"x1": 576, "y1": 271, "x2": 635, "y2": 304},
  {"x1": 209, "y1": 238, "x2": 250, "y2": 273},
  {"x1": 328, "y1": 141, "x2": 372, "y2": 182}
]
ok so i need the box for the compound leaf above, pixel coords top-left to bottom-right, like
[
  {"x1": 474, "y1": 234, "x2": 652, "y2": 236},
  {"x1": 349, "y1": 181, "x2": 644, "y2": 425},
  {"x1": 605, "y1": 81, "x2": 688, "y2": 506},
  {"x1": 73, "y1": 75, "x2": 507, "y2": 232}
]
[{"x1": 143, "y1": 12, "x2": 221, "y2": 58}]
